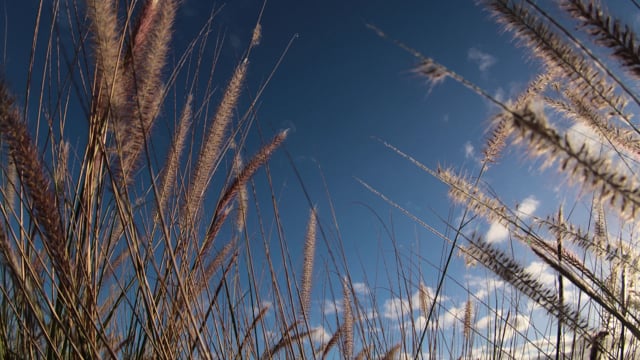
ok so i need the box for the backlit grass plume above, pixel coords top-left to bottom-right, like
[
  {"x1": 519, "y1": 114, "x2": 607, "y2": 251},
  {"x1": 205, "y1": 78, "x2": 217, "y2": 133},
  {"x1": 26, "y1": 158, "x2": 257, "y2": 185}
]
[{"x1": 366, "y1": 0, "x2": 640, "y2": 358}]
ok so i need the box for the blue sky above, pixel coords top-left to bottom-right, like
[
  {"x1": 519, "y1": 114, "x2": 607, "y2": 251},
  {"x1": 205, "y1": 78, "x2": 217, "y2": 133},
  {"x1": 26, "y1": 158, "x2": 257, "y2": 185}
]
[{"x1": 4, "y1": 0, "x2": 638, "y2": 357}]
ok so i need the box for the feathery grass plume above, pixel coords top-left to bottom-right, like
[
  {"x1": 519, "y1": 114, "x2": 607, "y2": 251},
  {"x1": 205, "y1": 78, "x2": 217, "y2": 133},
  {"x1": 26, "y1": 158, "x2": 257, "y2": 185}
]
[
  {"x1": 114, "y1": 0, "x2": 177, "y2": 185},
  {"x1": 0, "y1": 82, "x2": 71, "y2": 293},
  {"x1": 321, "y1": 322, "x2": 344, "y2": 360},
  {"x1": 119, "y1": 0, "x2": 177, "y2": 183},
  {"x1": 354, "y1": 345, "x2": 374, "y2": 360},
  {"x1": 251, "y1": 23, "x2": 262, "y2": 47},
  {"x1": 342, "y1": 279, "x2": 354, "y2": 359},
  {"x1": 200, "y1": 129, "x2": 289, "y2": 255},
  {"x1": 522, "y1": 231, "x2": 640, "y2": 342},
  {"x1": 231, "y1": 141, "x2": 248, "y2": 231},
  {"x1": 539, "y1": 215, "x2": 640, "y2": 277},
  {"x1": 382, "y1": 343, "x2": 402, "y2": 360},
  {"x1": 463, "y1": 298, "x2": 473, "y2": 342},
  {"x1": 465, "y1": 234, "x2": 594, "y2": 337},
  {"x1": 86, "y1": 0, "x2": 126, "y2": 119},
  {"x1": 503, "y1": 101, "x2": 640, "y2": 220},
  {"x1": 562, "y1": 0, "x2": 640, "y2": 80},
  {"x1": 131, "y1": 0, "x2": 161, "y2": 54},
  {"x1": 482, "y1": 71, "x2": 553, "y2": 164},
  {"x1": 260, "y1": 323, "x2": 311, "y2": 360},
  {"x1": 437, "y1": 167, "x2": 509, "y2": 226},
  {"x1": 418, "y1": 282, "x2": 431, "y2": 317},
  {"x1": 183, "y1": 59, "x2": 249, "y2": 225},
  {"x1": 457, "y1": 245, "x2": 479, "y2": 268},
  {"x1": 0, "y1": 222, "x2": 20, "y2": 290},
  {"x1": 545, "y1": 91, "x2": 640, "y2": 164},
  {"x1": 594, "y1": 201, "x2": 607, "y2": 244},
  {"x1": 482, "y1": 113, "x2": 510, "y2": 165},
  {"x1": 413, "y1": 59, "x2": 450, "y2": 92},
  {"x1": 53, "y1": 140, "x2": 69, "y2": 194},
  {"x1": 214, "y1": 129, "x2": 289, "y2": 216},
  {"x1": 481, "y1": 0, "x2": 630, "y2": 116},
  {"x1": 300, "y1": 207, "x2": 317, "y2": 321},
  {"x1": 155, "y1": 94, "x2": 193, "y2": 225},
  {"x1": 3, "y1": 155, "x2": 16, "y2": 213}
]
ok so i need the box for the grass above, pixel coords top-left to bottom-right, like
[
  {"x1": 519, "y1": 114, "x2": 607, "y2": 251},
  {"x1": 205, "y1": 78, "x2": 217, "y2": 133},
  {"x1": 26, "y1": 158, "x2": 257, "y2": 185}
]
[{"x1": 1, "y1": 0, "x2": 640, "y2": 359}]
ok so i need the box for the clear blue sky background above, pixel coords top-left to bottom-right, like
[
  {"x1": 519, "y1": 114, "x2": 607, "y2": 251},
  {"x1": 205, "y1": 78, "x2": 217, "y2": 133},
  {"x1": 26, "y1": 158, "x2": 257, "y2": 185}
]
[{"x1": 3, "y1": 0, "x2": 639, "y2": 355}]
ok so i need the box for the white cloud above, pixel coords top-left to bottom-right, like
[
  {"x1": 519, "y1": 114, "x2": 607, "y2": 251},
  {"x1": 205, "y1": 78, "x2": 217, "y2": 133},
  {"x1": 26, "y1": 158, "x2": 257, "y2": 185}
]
[
  {"x1": 321, "y1": 299, "x2": 343, "y2": 315},
  {"x1": 566, "y1": 122, "x2": 610, "y2": 159},
  {"x1": 486, "y1": 221, "x2": 509, "y2": 243},
  {"x1": 414, "y1": 315, "x2": 427, "y2": 330},
  {"x1": 475, "y1": 312, "x2": 531, "y2": 342},
  {"x1": 517, "y1": 196, "x2": 539, "y2": 218},
  {"x1": 440, "y1": 304, "x2": 466, "y2": 329},
  {"x1": 311, "y1": 326, "x2": 331, "y2": 344},
  {"x1": 352, "y1": 282, "x2": 370, "y2": 296},
  {"x1": 468, "y1": 47, "x2": 497, "y2": 73},
  {"x1": 485, "y1": 195, "x2": 539, "y2": 243},
  {"x1": 525, "y1": 261, "x2": 555, "y2": 287},
  {"x1": 464, "y1": 141, "x2": 475, "y2": 159},
  {"x1": 382, "y1": 297, "x2": 411, "y2": 319},
  {"x1": 468, "y1": 277, "x2": 505, "y2": 300},
  {"x1": 411, "y1": 286, "x2": 435, "y2": 307},
  {"x1": 494, "y1": 87, "x2": 506, "y2": 103}
]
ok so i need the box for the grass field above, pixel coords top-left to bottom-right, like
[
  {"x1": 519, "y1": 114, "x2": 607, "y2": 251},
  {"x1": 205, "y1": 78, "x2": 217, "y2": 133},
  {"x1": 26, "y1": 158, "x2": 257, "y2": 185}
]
[{"x1": 0, "y1": 0, "x2": 639, "y2": 359}]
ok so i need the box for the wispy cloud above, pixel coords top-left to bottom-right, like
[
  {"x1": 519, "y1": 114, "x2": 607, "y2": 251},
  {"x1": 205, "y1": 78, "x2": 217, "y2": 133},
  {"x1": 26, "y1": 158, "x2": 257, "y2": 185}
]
[
  {"x1": 382, "y1": 297, "x2": 412, "y2": 319},
  {"x1": 517, "y1": 196, "x2": 539, "y2": 217},
  {"x1": 321, "y1": 299, "x2": 343, "y2": 315},
  {"x1": 352, "y1": 282, "x2": 370, "y2": 296},
  {"x1": 524, "y1": 261, "x2": 555, "y2": 287},
  {"x1": 468, "y1": 47, "x2": 497, "y2": 73},
  {"x1": 311, "y1": 325, "x2": 331, "y2": 344},
  {"x1": 475, "y1": 311, "x2": 531, "y2": 342},
  {"x1": 466, "y1": 276, "x2": 505, "y2": 300},
  {"x1": 464, "y1": 141, "x2": 475, "y2": 159}
]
